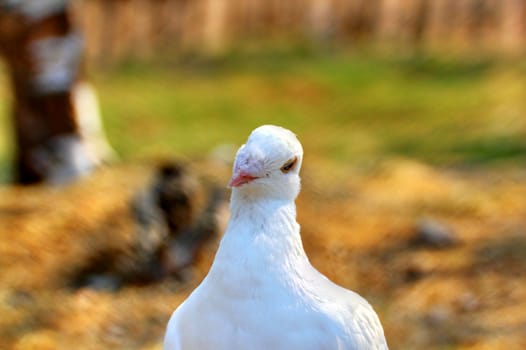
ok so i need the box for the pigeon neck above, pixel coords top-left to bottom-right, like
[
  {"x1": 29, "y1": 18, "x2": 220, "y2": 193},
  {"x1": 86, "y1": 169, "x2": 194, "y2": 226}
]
[
  {"x1": 230, "y1": 180, "x2": 300, "y2": 203},
  {"x1": 205, "y1": 190, "x2": 310, "y2": 298},
  {"x1": 229, "y1": 193, "x2": 298, "y2": 234},
  {"x1": 218, "y1": 194, "x2": 307, "y2": 265}
]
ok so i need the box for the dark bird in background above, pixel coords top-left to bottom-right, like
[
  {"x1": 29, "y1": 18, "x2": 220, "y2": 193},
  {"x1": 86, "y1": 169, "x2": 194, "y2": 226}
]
[{"x1": 72, "y1": 160, "x2": 228, "y2": 290}]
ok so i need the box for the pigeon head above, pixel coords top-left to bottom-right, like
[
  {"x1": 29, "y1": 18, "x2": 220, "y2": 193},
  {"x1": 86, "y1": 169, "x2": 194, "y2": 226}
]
[{"x1": 228, "y1": 125, "x2": 303, "y2": 200}]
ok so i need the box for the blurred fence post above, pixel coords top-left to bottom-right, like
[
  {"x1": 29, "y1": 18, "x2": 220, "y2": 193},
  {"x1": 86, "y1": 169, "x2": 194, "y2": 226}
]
[
  {"x1": 203, "y1": 0, "x2": 229, "y2": 53},
  {"x1": 500, "y1": 0, "x2": 526, "y2": 53}
]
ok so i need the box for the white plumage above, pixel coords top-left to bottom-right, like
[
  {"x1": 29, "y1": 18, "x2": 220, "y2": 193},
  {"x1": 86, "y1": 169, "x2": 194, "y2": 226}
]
[{"x1": 164, "y1": 125, "x2": 389, "y2": 350}]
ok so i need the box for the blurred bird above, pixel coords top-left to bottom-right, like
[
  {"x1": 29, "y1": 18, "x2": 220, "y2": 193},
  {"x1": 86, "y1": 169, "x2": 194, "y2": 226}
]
[
  {"x1": 72, "y1": 161, "x2": 227, "y2": 290},
  {"x1": 164, "y1": 125, "x2": 389, "y2": 350}
]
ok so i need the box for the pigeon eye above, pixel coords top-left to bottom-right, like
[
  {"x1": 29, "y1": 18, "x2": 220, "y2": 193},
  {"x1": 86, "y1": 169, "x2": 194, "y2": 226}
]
[{"x1": 280, "y1": 157, "x2": 297, "y2": 173}]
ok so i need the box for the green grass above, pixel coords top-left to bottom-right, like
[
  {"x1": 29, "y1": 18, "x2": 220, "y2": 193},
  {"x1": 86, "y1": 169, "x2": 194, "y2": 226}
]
[
  {"x1": 1, "y1": 50, "x2": 526, "y2": 182},
  {"x1": 0, "y1": 64, "x2": 12, "y2": 184}
]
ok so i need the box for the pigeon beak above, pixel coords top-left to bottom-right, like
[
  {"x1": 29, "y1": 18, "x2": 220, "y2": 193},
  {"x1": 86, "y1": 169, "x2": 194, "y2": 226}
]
[{"x1": 228, "y1": 171, "x2": 260, "y2": 188}]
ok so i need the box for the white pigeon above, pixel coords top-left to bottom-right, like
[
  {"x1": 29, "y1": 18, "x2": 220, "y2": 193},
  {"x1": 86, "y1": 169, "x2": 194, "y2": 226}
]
[{"x1": 164, "y1": 125, "x2": 389, "y2": 350}]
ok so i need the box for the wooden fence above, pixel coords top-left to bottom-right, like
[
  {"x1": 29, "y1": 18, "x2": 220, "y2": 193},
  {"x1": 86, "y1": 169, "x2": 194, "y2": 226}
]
[{"x1": 73, "y1": 0, "x2": 526, "y2": 63}]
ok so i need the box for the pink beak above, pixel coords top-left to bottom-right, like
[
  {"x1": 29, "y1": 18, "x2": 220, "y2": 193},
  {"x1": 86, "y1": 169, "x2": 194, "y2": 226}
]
[{"x1": 228, "y1": 171, "x2": 260, "y2": 188}]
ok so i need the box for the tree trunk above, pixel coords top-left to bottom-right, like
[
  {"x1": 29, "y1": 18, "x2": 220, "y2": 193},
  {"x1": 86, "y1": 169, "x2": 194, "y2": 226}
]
[{"x1": 0, "y1": 2, "x2": 114, "y2": 185}]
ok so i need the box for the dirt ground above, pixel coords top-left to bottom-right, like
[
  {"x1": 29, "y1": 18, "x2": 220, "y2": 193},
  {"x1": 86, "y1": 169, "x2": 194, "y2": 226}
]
[{"x1": 0, "y1": 158, "x2": 525, "y2": 349}]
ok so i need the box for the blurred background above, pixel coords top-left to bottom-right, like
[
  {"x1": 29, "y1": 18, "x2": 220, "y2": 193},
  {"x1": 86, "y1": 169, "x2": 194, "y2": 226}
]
[{"x1": 1, "y1": 0, "x2": 526, "y2": 349}]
